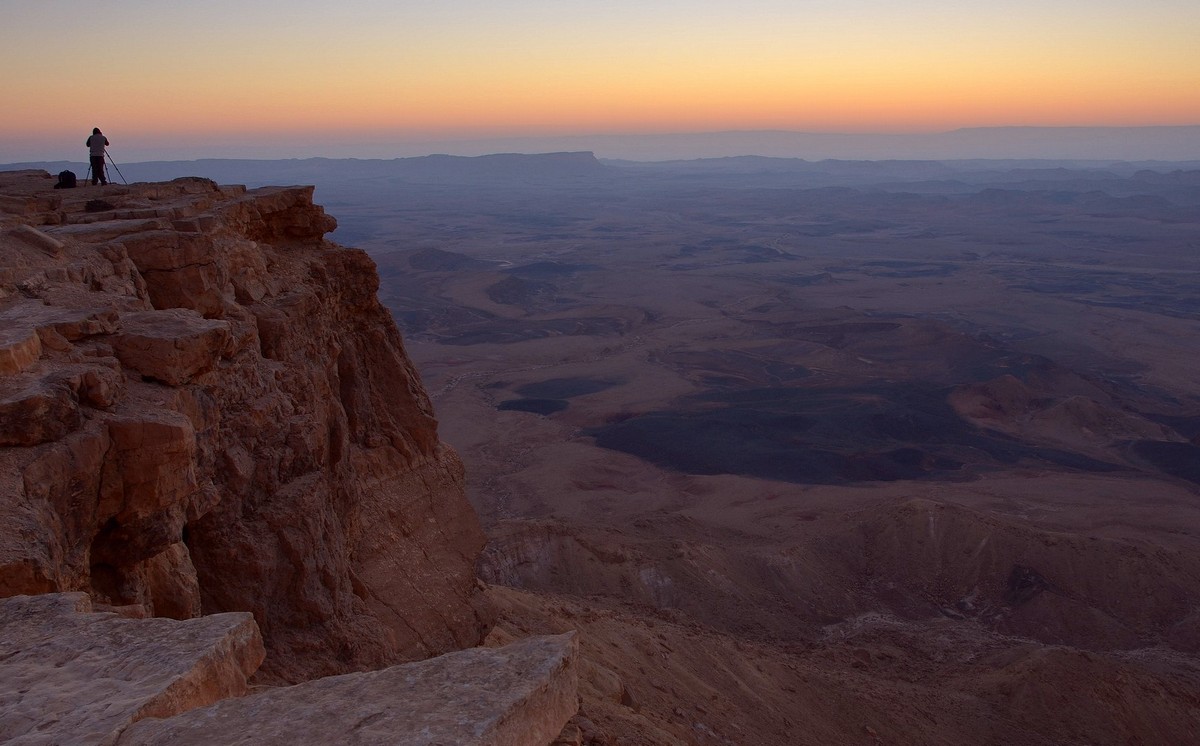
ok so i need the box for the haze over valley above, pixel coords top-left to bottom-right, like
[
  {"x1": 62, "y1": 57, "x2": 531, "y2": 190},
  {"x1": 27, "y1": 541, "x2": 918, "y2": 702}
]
[
  {"x1": 234, "y1": 151, "x2": 1200, "y2": 743},
  {"x1": 5, "y1": 148, "x2": 1200, "y2": 743}
]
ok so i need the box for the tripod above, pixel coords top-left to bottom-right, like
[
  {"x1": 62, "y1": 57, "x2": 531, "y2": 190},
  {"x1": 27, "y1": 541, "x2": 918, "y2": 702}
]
[
  {"x1": 105, "y1": 149, "x2": 128, "y2": 185},
  {"x1": 84, "y1": 150, "x2": 128, "y2": 185}
]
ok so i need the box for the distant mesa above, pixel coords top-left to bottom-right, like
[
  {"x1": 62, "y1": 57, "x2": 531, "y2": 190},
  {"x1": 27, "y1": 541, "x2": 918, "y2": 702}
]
[{"x1": 410, "y1": 151, "x2": 607, "y2": 183}]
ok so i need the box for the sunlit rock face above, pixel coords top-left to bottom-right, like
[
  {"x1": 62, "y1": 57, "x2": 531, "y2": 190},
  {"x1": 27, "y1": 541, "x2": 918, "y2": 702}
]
[{"x1": 0, "y1": 170, "x2": 492, "y2": 683}]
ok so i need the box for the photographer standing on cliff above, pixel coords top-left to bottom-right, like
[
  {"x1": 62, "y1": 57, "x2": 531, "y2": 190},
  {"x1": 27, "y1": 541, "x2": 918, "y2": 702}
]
[{"x1": 86, "y1": 127, "x2": 109, "y2": 185}]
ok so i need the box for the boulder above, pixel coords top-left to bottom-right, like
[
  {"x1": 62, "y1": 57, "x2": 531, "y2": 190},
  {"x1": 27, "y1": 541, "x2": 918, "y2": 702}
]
[{"x1": 109, "y1": 309, "x2": 231, "y2": 385}]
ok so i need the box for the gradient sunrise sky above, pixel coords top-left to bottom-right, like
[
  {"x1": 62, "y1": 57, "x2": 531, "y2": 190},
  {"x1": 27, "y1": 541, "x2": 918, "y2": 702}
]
[{"x1": 3, "y1": 0, "x2": 1198, "y2": 161}]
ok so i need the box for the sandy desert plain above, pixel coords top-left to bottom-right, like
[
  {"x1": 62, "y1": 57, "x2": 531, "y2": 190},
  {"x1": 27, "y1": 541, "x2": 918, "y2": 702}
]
[
  {"x1": 44, "y1": 152, "x2": 1200, "y2": 744},
  {"x1": 310, "y1": 154, "x2": 1200, "y2": 745}
]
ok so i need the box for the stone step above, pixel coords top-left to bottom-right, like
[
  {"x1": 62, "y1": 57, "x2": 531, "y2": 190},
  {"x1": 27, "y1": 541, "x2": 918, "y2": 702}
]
[
  {"x1": 1, "y1": 591, "x2": 577, "y2": 746},
  {"x1": 117, "y1": 632, "x2": 579, "y2": 746},
  {"x1": 0, "y1": 593, "x2": 264, "y2": 746}
]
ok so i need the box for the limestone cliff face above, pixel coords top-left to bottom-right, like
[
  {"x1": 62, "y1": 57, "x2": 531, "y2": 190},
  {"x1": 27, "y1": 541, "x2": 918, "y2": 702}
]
[{"x1": 0, "y1": 170, "x2": 491, "y2": 682}]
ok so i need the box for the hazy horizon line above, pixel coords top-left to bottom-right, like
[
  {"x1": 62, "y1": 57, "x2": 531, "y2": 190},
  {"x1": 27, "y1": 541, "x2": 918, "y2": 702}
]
[{"x1": 3, "y1": 125, "x2": 1198, "y2": 165}]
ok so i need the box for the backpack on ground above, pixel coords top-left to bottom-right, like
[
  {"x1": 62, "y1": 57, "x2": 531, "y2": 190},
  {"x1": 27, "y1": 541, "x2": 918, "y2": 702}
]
[{"x1": 54, "y1": 170, "x2": 77, "y2": 189}]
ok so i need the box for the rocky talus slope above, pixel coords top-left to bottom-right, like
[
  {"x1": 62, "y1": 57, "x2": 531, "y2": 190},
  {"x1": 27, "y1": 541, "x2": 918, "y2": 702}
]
[{"x1": 0, "y1": 170, "x2": 578, "y2": 744}]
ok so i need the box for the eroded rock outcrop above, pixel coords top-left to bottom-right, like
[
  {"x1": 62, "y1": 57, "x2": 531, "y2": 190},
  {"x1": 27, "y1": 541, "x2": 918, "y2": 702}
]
[{"x1": 0, "y1": 170, "x2": 492, "y2": 683}]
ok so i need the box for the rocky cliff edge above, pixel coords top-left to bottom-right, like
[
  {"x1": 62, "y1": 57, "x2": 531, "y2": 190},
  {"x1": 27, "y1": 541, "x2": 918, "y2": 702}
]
[{"x1": 0, "y1": 169, "x2": 493, "y2": 684}]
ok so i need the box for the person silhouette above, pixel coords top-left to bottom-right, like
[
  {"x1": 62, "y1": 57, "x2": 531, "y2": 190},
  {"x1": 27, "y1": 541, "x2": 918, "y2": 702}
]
[{"x1": 86, "y1": 127, "x2": 109, "y2": 185}]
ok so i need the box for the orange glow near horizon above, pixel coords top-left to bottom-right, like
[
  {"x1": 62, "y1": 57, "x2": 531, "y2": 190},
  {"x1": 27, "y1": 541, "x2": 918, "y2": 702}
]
[{"x1": 2, "y1": 1, "x2": 1198, "y2": 160}]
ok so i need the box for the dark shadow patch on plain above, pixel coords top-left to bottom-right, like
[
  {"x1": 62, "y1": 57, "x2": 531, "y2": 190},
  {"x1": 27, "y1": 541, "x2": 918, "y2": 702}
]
[
  {"x1": 1144, "y1": 413, "x2": 1200, "y2": 440},
  {"x1": 408, "y1": 247, "x2": 497, "y2": 271},
  {"x1": 777, "y1": 272, "x2": 836, "y2": 287},
  {"x1": 437, "y1": 316, "x2": 631, "y2": 345},
  {"x1": 498, "y1": 399, "x2": 569, "y2": 415},
  {"x1": 504, "y1": 261, "x2": 597, "y2": 279},
  {"x1": 732, "y1": 245, "x2": 800, "y2": 263},
  {"x1": 585, "y1": 382, "x2": 1123, "y2": 484},
  {"x1": 757, "y1": 321, "x2": 903, "y2": 349},
  {"x1": 659, "y1": 349, "x2": 813, "y2": 389},
  {"x1": 1131, "y1": 441, "x2": 1200, "y2": 485},
  {"x1": 487, "y1": 275, "x2": 557, "y2": 306},
  {"x1": 385, "y1": 303, "x2": 497, "y2": 336},
  {"x1": 859, "y1": 260, "x2": 959, "y2": 278},
  {"x1": 516, "y1": 378, "x2": 621, "y2": 399}
]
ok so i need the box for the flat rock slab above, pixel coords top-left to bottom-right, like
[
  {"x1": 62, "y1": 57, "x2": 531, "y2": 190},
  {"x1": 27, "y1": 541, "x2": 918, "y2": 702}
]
[
  {"x1": 118, "y1": 632, "x2": 579, "y2": 746},
  {"x1": 0, "y1": 593, "x2": 264, "y2": 746},
  {"x1": 45, "y1": 219, "x2": 171, "y2": 243}
]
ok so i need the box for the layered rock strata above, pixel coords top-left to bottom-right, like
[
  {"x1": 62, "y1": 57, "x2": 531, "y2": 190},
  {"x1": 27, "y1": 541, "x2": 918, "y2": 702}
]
[{"x1": 0, "y1": 170, "x2": 491, "y2": 682}]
